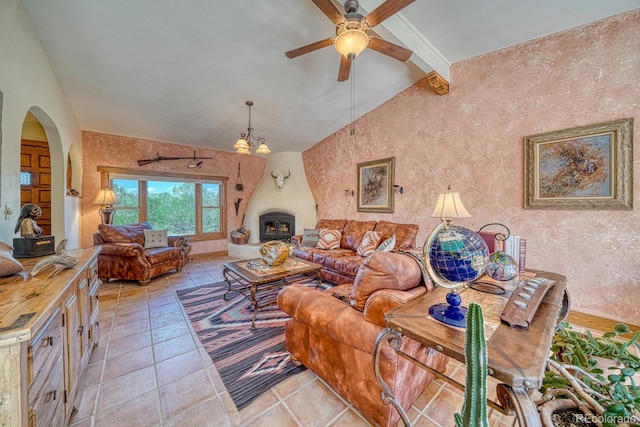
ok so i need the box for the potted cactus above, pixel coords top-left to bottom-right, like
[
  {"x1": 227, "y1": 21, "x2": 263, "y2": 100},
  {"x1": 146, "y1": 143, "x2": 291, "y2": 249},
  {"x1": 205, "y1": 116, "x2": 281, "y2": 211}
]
[{"x1": 455, "y1": 302, "x2": 490, "y2": 427}]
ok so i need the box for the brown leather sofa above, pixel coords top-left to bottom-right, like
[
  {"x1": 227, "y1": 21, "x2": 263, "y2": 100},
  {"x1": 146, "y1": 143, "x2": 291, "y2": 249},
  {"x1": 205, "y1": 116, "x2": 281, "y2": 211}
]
[
  {"x1": 278, "y1": 251, "x2": 448, "y2": 427},
  {"x1": 291, "y1": 219, "x2": 419, "y2": 284},
  {"x1": 93, "y1": 222, "x2": 187, "y2": 285}
]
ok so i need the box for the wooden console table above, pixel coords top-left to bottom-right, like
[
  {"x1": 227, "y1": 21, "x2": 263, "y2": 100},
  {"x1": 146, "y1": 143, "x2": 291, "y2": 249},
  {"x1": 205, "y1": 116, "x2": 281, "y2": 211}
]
[
  {"x1": 374, "y1": 269, "x2": 567, "y2": 427},
  {"x1": 0, "y1": 247, "x2": 101, "y2": 427}
]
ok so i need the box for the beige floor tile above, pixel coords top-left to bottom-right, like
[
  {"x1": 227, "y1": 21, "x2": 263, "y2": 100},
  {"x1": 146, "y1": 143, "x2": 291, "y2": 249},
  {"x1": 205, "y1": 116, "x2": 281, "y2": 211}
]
[
  {"x1": 327, "y1": 408, "x2": 372, "y2": 426},
  {"x1": 103, "y1": 345, "x2": 154, "y2": 381},
  {"x1": 150, "y1": 309, "x2": 186, "y2": 329},
  {"x1": 95, "y1": 389, "x2": 161, "y2": 427},
  {"x1": 285, "y1": 380, "x2": 347, "y2": 427},
  {"x1": 110, "y1": 317, "x2": 150, "y2": 340},
  {"x1": 152, "y1": 332, "x2": 196, "y2": 362},
  {"x1": 158, "y1": 369, "x2": 216, "y2": 419},
  {"x1": 423, "y1": 388, "x2": 463, "y2": 426},
  {"x1": 107, "y1": 330, "x2": 152, "y2": 358},
  {"x1": 149, "y1": 301, "x2": 182, "y2": 318},
  {"x1": 98, "y1": 365, "x2": 157, "y2": 412},
  {"x1": 243, "y1": 402, "x2": 300, "y2": 427},
  {"x1": 272, "y1": 369, "x2": 315, "y2": 400},
  {"x1": 163, "y1": 397, "x2": 230, "y2": 427},
  {"x1": 151, "y1": 320, "x2": 191, "y2": 343},
  {"x1": 221, "y1": 389, "x2": 280, "y2": 426},
  {"x1": 156, "y1": 348, "x2": 205, "y2": 386}
]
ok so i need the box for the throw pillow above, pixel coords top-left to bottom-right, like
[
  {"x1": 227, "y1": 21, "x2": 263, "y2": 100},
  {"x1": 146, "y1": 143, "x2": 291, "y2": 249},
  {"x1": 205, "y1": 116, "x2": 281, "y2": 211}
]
[
  {"x1": 376, "y1": 234, "x2": 396, "y2": 252},
  {"x1": 356, "y1": 230, "x2": 382, "y2": 257},
  {"x1": 316, "y1": 229, "x2": 341, "y2": 250},
  {"x1": 300, "y1": 229, "x2": 320, "y2": 247},
  {"x1": 144, "y1": 229, "x2": 168, "y2": 248},
  {"x1": 0, "y1": 242, "x2": 24, "y2": 277}
]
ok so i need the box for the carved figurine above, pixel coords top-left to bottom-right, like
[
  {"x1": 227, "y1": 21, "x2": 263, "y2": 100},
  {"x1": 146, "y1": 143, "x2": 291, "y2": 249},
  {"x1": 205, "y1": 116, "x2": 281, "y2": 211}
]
[{"x1": 14, "y1": 203, "x2": 43, "y2": 238}]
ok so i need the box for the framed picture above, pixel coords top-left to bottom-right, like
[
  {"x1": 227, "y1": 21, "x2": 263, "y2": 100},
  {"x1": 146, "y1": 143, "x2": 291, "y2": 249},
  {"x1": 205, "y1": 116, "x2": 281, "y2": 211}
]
[
  {"x1": 357, "y1": 157, "x2": 394, "y2": 213},
  {"x1": 524, "y1": 118, "x2": 633, "y2": 210}
]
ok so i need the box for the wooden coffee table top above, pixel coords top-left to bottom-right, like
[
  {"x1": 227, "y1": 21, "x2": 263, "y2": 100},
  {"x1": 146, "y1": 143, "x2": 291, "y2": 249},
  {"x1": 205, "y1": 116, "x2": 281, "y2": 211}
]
[
  {"x1": 223, "y1": 257, "x2": 322, "y2": 285},
  {"x1": 385, "y1": 269, "x2": 566, "y2": 389}
]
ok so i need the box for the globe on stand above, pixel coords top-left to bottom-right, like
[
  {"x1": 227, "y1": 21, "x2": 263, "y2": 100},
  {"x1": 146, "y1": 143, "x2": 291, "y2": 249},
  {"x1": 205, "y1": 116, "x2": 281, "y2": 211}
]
[{"x1": 423, "y1": 187, "x2": 489, "y2": 328}]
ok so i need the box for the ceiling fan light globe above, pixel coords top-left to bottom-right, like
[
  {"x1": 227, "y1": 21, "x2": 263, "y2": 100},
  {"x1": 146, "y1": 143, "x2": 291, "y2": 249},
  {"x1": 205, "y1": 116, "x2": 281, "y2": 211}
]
[
  {"x1": 255, "y1": 143, "x2": 271, "y2": 155},
  {"x1": 334, "y1": 28, "x2": 369, "y2": 58}
]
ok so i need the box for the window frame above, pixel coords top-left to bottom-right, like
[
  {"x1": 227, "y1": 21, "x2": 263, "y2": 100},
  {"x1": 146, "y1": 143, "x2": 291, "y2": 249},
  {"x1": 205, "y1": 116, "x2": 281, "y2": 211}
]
[{"x1": 97, "y1": 166, "x2": 227, "y2": 241}]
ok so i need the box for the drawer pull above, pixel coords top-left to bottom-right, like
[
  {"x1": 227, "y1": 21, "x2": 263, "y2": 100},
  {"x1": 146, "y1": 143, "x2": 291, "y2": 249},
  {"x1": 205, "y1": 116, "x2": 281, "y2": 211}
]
[
  {"x1": 78, "y1": 325, "x2": 84, "y2": 335},
  {"x1": 41, "y1": 336, "x2": 54, "y2": 348},
  {"x1": 45, "y1": 389, "x2": 57, "y2": 403}
]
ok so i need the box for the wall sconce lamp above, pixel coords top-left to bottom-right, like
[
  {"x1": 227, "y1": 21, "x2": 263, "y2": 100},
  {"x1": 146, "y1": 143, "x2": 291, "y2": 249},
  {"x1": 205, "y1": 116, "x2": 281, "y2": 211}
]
[
  {"x1": 393, "y1": 185, "x2": 403, "y2": 194},
  {"x1": 92, "y1": 187, "x2": 120, "y2": 224},
  {"x1": 344, "y1": 190, "x2": 354, "y2": 197}
]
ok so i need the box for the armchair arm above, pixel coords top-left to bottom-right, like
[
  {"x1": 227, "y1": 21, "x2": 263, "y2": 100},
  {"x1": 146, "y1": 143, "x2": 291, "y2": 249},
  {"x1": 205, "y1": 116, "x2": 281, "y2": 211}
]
[
  {"x1": 167, "y1": 235, "x2": 186, "y2": 248},
  {"x1": 363, "y1": 287, "x2": 426, "y2": 327},
  {"x1": 99, "y1": 242, "x2": 146, "y2": 257}
]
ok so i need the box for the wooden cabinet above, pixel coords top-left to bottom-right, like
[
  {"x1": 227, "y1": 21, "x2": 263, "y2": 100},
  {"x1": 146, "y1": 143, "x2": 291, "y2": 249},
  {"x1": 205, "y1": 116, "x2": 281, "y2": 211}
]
[{"x1": 0, "y1": 247, "x2": 100, "y2": 427}]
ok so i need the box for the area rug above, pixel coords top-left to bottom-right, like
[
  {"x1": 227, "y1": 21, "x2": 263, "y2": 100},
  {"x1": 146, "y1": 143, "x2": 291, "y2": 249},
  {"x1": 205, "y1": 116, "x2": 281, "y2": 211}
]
[{"x1": 176, "y1": 276, "x2": 332, "y2": 410}]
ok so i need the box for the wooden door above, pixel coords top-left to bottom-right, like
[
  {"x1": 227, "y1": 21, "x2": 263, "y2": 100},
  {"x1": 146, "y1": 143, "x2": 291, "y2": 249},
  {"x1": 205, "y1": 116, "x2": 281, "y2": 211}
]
[{"x1": 20, "y1": 139, "x2": 52, "y2": 236}]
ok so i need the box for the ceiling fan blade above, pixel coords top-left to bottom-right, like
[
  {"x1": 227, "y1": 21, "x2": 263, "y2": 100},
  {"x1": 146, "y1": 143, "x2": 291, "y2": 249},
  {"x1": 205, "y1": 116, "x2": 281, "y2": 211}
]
[
  {"x1": 364, "y1": 0, "x2": 415, "y2": 28},
  {"x1": 368, "y1": 37, "x2": 412, "y2": 62},
  {"x1": 311, "y1": 0, "x2": 347, "y2": 25},
  {"x1": 337, "y1": 55, "x2": 351, "y2": 81},
  {"x1": 285, "y1": 37, "x2": 334, "y2": 59}
]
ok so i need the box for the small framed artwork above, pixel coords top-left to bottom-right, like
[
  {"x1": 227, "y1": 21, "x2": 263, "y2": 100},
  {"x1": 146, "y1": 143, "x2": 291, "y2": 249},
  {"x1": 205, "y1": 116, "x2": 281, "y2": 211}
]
[
  {"x1": 357, "y1": 157, "x2": 394, "y2": 213},
  {"x1": 524, "y1": 118, "x2": 633, "y2": 210}
]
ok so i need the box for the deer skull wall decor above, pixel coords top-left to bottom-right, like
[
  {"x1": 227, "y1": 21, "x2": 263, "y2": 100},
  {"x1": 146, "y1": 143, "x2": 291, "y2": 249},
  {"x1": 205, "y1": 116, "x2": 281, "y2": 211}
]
[{"x1": 271, "y1": 170, "x2": 291, "y2": 191}]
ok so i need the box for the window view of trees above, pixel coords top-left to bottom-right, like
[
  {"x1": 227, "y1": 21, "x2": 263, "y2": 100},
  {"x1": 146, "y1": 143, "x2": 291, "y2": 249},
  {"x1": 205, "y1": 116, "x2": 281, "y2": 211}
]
[{"x1": 111, "y1": 177, "x2": 224, "y2": 239}]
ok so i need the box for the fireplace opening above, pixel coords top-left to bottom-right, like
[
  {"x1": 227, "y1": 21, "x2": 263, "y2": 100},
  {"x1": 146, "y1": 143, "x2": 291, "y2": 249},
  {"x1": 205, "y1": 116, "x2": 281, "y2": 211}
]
[{"x1": 259, "y1": 212, "x2": 295, "y2": 243}]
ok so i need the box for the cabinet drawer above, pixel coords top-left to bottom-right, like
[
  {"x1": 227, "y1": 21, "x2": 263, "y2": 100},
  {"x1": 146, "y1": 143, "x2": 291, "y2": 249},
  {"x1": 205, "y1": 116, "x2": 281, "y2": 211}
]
[
  {"x1": 88, "y1": 257, "x2": 98, "y2": 283},
  {"x1": 28, "y1": 308, "x2": 62, "y2": 393},
  {"x1": 29, "y1": 355, "x2": 63, "y2": 427}
]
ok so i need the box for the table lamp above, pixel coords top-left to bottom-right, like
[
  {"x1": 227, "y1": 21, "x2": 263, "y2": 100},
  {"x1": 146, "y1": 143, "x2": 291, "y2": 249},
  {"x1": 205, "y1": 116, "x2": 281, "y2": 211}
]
[
  {"x1": 424, "y1": 186, "x2": 479, "y2": 327},
  {"x1": 92, "y1": 187, "x2": 120, "y2": 224}
]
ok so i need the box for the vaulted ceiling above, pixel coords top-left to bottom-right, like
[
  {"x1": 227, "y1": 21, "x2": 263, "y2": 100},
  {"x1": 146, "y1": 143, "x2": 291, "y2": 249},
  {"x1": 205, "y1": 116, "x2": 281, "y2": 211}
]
[{"x1": 22, "y1": 0, "x2": 639, "y2": 153}]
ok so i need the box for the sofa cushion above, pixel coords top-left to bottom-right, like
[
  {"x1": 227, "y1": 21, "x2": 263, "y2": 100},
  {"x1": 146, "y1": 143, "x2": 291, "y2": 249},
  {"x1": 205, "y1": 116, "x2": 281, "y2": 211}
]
[
  {"x1": 374, "y1": 220, "x2": 419, "y2": 249},
  {"x1": 341, "y1": 220, "x2": 377, "y2": 251},
  {"x1": 317, "y1": 229, "x2": 342, "y2": 250},
  {"x1": 350, "y1": 251, "x2": 422, "y2": 311},
  {"x1": 145, "y1": 246, "x2": 183, "y2": 264},
  {"x1": 315, "y1": 219, "x2": 348, "y2": 231},
  {"x1": 98, "y1": 224, "x2": 146, "y2": 245},
  {"x1": 356, "y1": 230, "x2": 382, "y2": 257},
  {"x1": 144, "y1": 229, "x2": 168, "y2": 248},
  {"x1": 312, "y1": 248, "x2": 356, "y2": 269},
  {"x1": 300, "y1": 228, "x2": 320, "y2": 247}
]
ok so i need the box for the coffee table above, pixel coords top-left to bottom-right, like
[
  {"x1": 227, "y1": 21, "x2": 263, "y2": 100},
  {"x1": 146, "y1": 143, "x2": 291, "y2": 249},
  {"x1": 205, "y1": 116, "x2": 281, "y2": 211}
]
[
  {"x1": 222, "y1": 257, "x2": 322, "y2": 328},
  {"x1": 373, "y1": 269, "x2": 567, "y2": 426}
]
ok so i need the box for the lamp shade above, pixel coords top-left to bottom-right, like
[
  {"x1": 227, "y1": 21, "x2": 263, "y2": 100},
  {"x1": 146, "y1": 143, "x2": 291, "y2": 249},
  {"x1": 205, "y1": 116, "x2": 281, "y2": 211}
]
[
  {"x1": 431, "y1": 190, "x2": 471, "y2": 219},
  {"x1": 92, "y1": 188, "x2": 120, "y2": 206},
  {"x1": 334, "y1": 28, "x2": 369, "y2": 58},
  {"x1": 234, "y1": 137, "x2": 249, "y2": 150},
  {"x1": 255, "y1": 143, "x2": 271, "y2": 155}
]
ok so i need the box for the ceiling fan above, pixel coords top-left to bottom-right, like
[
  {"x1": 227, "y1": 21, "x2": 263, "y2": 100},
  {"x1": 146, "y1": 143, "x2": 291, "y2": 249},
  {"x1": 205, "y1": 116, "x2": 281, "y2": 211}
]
[{"x1": 285, "y1": 0, "x2": 415, "y2": 81}]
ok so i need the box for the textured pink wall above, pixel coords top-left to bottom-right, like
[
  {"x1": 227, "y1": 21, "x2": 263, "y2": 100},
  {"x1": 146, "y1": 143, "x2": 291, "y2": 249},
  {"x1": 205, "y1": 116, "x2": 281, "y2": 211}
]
[
  {"x1": 81, "y1": 131, "x2": 265, "y2": 252},
  {"x1": 303, "y1": 10, "x2": 640, "y2": 324}
]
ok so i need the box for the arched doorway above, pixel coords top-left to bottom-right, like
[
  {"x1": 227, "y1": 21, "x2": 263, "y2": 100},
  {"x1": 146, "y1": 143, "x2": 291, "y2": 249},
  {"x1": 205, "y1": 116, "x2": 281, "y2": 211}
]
[{"x1": 20, "y1": 112, "x2": 52, "y2": 235}]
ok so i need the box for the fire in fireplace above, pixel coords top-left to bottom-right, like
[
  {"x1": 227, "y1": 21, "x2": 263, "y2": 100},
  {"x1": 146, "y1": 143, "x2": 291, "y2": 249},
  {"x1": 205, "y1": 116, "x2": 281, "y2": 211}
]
[{"x1": 259, "y1": 212, "x2": 295, "y2": 243}]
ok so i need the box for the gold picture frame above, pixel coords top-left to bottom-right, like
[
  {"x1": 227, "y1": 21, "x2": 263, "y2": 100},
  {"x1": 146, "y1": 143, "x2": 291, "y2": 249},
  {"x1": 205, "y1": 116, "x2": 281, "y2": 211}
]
[
  {"x1": 357, "y1": 157, "x2": 394, "y2": 213},
  {"x1": 524, "y1": 118, "x2": 633, "y2": 210}
]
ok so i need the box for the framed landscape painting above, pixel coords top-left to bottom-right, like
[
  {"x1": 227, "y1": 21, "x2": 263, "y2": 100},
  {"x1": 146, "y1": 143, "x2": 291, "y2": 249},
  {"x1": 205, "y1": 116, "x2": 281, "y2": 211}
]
[
  {"x1": 524, "y1": 118, "x2": 633, "y2": 210},
  {"x1": 357, "y1": 157, "x2": 394, "y2": 213}
]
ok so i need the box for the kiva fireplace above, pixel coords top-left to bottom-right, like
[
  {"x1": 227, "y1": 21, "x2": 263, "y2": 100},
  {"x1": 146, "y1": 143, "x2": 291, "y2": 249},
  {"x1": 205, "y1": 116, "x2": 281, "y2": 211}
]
[{"x1": 259, "y1": 212, "x2": 295, "y2": 243}]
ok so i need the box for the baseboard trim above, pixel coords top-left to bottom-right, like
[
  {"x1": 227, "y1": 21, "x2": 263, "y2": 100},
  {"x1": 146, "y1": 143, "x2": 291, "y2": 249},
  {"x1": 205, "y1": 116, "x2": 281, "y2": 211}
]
[{"x1": 567, "y1": 310, "x2": 640, "y2": 337}]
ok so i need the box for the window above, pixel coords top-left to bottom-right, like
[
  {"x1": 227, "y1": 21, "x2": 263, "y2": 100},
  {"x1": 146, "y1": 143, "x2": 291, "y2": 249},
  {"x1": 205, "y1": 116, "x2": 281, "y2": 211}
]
[{"x1": 102, "y1": 168, "x2": 226, "y2": 241}]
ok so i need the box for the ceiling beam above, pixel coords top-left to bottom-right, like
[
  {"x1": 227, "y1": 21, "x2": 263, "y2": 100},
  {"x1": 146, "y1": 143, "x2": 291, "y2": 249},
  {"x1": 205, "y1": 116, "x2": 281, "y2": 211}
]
[{"x1": 358, "y1": 0, "x2": 451, "y2": 83}]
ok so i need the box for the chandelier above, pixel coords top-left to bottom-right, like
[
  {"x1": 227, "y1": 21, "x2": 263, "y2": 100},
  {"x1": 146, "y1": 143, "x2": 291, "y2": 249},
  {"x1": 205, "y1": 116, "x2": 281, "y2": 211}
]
[{"x1": 233, "y1": 101, "x2": 270, "y2": 155}]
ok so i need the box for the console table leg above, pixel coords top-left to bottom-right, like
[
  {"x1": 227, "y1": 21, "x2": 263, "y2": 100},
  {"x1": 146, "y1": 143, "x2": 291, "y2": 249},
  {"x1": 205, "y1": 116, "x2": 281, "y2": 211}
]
[
  {"x1": 496, "y1": 384, "x2": 541, "y2": 426},
  {"x1": 222, "y1": 267, "x2": 232, "y2": 300},
  {"x1": 250, "y1": 283, "x2": 258, "y2": 328},
  {"x1": 374, "y1": 328, "x2": 413, "y2": 427}
]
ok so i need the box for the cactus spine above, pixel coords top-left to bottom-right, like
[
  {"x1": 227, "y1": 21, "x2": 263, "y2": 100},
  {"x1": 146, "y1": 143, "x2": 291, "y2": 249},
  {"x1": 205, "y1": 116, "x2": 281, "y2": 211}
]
[{"x1": 454, "y1": 302, "x2": 489, "y2": 427}]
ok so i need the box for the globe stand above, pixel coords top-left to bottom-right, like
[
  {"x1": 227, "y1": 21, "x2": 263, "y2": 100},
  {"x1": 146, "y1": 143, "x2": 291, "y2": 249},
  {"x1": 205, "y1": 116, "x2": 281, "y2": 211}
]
[{"x1": 429, "y1": 290, "x2": 468, "y2": 328}]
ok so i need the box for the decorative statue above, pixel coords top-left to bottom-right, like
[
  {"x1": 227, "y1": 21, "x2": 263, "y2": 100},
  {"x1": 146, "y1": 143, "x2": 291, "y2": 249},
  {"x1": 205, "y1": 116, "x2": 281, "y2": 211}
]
[{"x1": 14, "y1": 203, "x2": 44, "y2": 238}]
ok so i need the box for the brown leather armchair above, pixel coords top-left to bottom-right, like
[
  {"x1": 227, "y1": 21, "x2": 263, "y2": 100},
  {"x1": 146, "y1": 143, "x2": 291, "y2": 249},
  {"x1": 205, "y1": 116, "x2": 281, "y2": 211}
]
[
  {"x1": 93, "y1": 222, "x2": 187, "y2": 285},
  {"x1": 278, "y1": 251, "x2": 448, "y2": 427}
]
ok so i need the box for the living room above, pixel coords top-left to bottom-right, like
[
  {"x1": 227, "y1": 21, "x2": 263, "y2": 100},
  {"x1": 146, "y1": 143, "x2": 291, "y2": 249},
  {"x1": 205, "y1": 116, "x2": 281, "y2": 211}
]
[{"x1": 1, "y1": 1, "x2": 639, "y2": 426}]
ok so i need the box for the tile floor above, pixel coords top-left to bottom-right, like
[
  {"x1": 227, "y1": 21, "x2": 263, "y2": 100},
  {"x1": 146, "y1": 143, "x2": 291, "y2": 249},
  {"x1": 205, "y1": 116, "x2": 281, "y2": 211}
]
[{"x1": 69, "y1": 253, "x2": 520, "y2": 427}]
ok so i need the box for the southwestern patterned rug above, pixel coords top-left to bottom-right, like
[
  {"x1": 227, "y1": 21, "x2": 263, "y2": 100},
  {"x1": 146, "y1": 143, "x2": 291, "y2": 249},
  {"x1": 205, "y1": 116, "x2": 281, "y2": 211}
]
[{"x1": 176, "y1": 277, "x2": 332, "y2": 410}]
